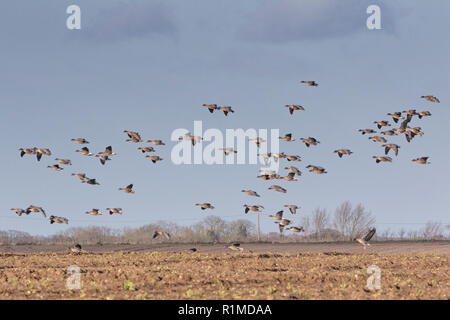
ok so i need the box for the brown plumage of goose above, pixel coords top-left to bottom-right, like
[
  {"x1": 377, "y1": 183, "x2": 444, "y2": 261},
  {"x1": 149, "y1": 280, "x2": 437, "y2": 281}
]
[
  {"x1": 382, "y1": 144, "x2": 400, "y2": 156},
  {"x1": 286, "y1": 155, "x2": 301, "y2": 162},
  {"x1": 227, "y1": 243, "x2": 244, "y2": 252},
  {"x1": 19, "y1": 148, "x2": 36, "y2": 158},
  {"x1": 50, "y1": 215, "x2": 68, "y2": 224},
  {"x1": 300, "y1": 80, "x2": 318, "y2": 87},
  {"x1": 35, "y1": 148, "x2": 52, "y2": 161},
  {"x1": 119, "y1": 184, "x2": 135, "y2": 193},
  {"x1": 249, "y1": 137, "x2": 265, "y2": 148},
  {"x1": 243, "y1": 205, "x2": 264, "y2": 214},
  {"x1": 300, "y1": 137, "x2": 320, "y2": 147},
  {"x1": 306, "y1": 165, "x2": 327, "y2": 174},
  {"x1": 354, "y1": 228, "x2": 376, "y2": 249},
  {"x1": 372, "y1": 156, "x2": 392, "y2": 163},
  {"x1": 282, "y1": 172, "x2": 298, "y2": 181},
  {"x1": 420, "y1": 95, "x2": 440, "y2": 103},
  {"x1": 380, "y1": 130, "x2": 398, "y2": 136},
  {"x1": 98, "y1": 146, "x2": 116, "y2": 156},
  {"x1": 146, "y1": 155, "x2": 163, "y2": 163},
  {"x1": 257, "y1": 173, "x2": 280, "y2": 180},
  {"x1": 48, "y1": 164, "x2": 63, "y2": 171},
  {"x1": 287, "y1": 226, "x2": 305, "y2": 233},
  {"x1": 387, "y1": 112, "x2": 405, "y2": 123},
  {"x1": 72, "y1": 173, "x2": 87, "y2": 181},
  {"x1": 96, "y1": 155, "x2": 111, "y2": 165},
  {"x1": 358, "y1": 129, "x2": 376, "y2": 135},
  {"x1": 368, "y1": 136, "x2": 387, "y2": 143},
  {"x1": 147, "y1": 139, "x2": 165, "y2": 146},
  {"x1": 241, "y1": 190, "x2": 260, "y2": 197},
  {"x1": 55, "y1": 158, "x2": 72, "y2": 165},
  {"x1": 417, "y1": 111, "x2": 432, "y2": 119},
  {"x1": 76, "y1": 147, "x2": 94, "y2": 156},
  {"x1": 86, "y1": 209, "x2": 103, "y2": 216},
  {"x1": 284, "y1": 166, "x2": 301, "y2": 176},
  {"x1": 106, "y1": 208, "x2": 122, "y2": 215},
  {"x1": 195, "y1": 203, "x2": 215, "y2": 210},
  {"x1": 179, "y1": 133, "x2": 203, "y2": 146},
  {"x1": 124, "y1": 130, "x2": 142, "y2": 142},
  {"x1": 217, "y1": 106, "x2": 234, "y2": 116},
  {"x1": 11, "y1": 208, "x2": 26, "y2": 216},
  {"x1": 219, "y1": 148, "x2": 237, "y2": 155},
  {"x1": 284, "y1": 205, "x2": 300, "y2": 214},
  {"x1": 153, "y1": 231, "x2": 171, "y2": 239},
  {"x1": 26, "y1": 205, "x2": 46, "y2": 217},
  {"x1": 82, "y1": 178, "x2": 100, "y2": 185},
  {"x1": 412, "y1": 157, "x2": 430, "y2": 164},
  {"x1": 285, "y1": 104, "x2": 305, "y2": 115},
  {"x1": 71, "y1": 138, "x2": 89, "y2": 144},
  {"x1": 374, "y1": 121, "x2": 391, "y2": 129},
  {"x1": 268, "y1": 185, "x2": 287, "y2": 193},
  {"x1": 279, "y1": 133, "x2": 295, "y2": 142},
  {"x1": 138, "y1": 146, "x2": 155, "y2": 153},
  {"x1": 334, "y1": 149, "x2": 353, "y2": 158},
  {"x1": 203, "y1": 104, "x2": 218, "y2": 113},
  {"x1": 269, "y1": 210, "x2": 283, "y2": 220}
]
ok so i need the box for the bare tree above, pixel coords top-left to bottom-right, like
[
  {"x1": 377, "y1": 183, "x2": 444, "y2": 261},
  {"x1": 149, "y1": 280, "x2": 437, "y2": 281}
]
[
  {"x1": 421, "y1": 221, "x2": 444, "y2": 240},
  {"x1": 332, "y1": 202, "x2": 375, "y2": 240},
  {"x1": 311, "y1": 207, "x2": 329, "y2": 239}
]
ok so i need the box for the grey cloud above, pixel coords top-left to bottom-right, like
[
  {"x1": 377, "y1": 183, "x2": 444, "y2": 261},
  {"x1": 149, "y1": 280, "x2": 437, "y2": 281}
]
[{"x1": 238, "y1": 0, "x2": 395, "y2": 43}]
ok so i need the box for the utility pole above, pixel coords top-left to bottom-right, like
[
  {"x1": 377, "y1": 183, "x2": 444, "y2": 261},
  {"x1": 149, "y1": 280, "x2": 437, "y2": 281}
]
[{"x1": 257, "y1": 212, "x2": 261, "y2": 241}]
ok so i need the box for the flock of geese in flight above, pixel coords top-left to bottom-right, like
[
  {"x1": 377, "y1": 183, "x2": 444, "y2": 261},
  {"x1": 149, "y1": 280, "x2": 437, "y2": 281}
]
[{"x1": 12, "y1": 80, "x2": 441, "y2": 250}]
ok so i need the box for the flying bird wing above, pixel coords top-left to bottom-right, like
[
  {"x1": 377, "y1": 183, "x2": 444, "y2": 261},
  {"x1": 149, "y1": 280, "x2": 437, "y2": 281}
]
[{"x1": 364, "y1": 228, "x2": 376, "y2": 242}]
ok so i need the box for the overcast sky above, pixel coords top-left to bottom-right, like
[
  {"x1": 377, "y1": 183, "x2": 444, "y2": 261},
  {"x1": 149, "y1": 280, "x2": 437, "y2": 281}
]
[{"x1": 1, "y1": 1, "x2": 449, "y2": 236}]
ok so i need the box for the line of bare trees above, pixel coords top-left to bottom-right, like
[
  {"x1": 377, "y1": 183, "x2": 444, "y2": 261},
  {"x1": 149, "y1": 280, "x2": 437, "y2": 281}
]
[{"x1": 0, "y1": 202, "x2": 448, "y2": 245}]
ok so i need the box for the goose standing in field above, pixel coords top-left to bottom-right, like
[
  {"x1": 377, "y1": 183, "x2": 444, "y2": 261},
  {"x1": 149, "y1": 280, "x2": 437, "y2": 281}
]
[
  {"x1": 10, "y1": 208, "x2": 26, "y2": 216},
  {"x1": 146, "y1": 155, "x2": 163, "y2": 163},
  {"x1": 25, "y1": 205, "x2": 46, "y2": 217},
  {"x1": 284, "y1": 205, "x2": 300, "y2": 214},
  {"x1": 195, "y1": 203, "x2": 215, "y2": 210},
  {"x1": 153, "y1": 231, "x2": 171, "y2": 239},
  {"x1": 241, "y1": 190, "x2": 260, "y2": 197},
  {"x1": 285, "y1": 104, "x2": 305, "y2": 115},
  {"x1": 98, "y1": 146, "x2": 116, "y2": 156},
  {"x1": 387, "y1": 112, "x2": 405, "y2": 123},
  {"x1": 35, "y1": 148, "x2": 52, "y2": 161},
  {"x1": 287, "y1": 226, "x2": 305, "y2": 233},
  {"x1": 48, "y1": 164, "x2": 63, "y2": 171},
  {"x1": 76, "y1": 147, "x2": 94, "y2": 156},
  {"x1": 249, "y1": 137, "x2": 266, "y2": 148},
  {"x1": 219, "y1": 148, "x2": 237, "y2": 155},
  {"x1": 85, "y1": 209, "x2": 103, "y2": 216},
  {"x1": 279, "y1": 133, "x2": 295, "y2": 142},
  {"x1": 269, "y1": 210, "x2": 283, "y2": 220},
  {"x1": 19, "y1": 148, "x2": 36, "y2": 158},
  {"x1": 268, "y1": 185, "x2": 287, "y2": 193},
  {"x1": 368, "y1": 136, "x2": 387, "y2": 143},
  {"x1": 96, "y1": 155, "x2": 111, "y2": 165},
  {"x1": 82, "y1": 178, "x2": 100, "y2": 185},
  {"x1": 306, "y1": 165, "x2": 327, "y2": 174},
  {"x1": 333, "y1": 149, "x2": 353, "y2": 158},
  {"x1": 106, "y1": 208, "x2": 122, "y2": 215},
  {"x1": 372, "y1": 156, "x2": 392, "y2": 163},
  {"x1": 243, "y1": 205, "x2": 264, "y2": 214},
  {"x1": 420, "y1": 95, "x2": 440, "y2": 103},
  {"x1": 412, "y1": 157, "x2": 431, "y2": 164},
  {"x1": 119, "y1": 184, "x2": 135, "y2": 194},
  {"x1": 354, "y1": 228, "x2": 376, "y2": 250},
  {"x1": 138, "y1": 146, "x2": 155, "y2": 153},
  {"x1": 374, "y1": 121, "x2": 391, "y2": 129},
  {"x1": 300, "y1": 137, "x2": 320, "y2": 147},
  {"x1": 147, "y1": 139, "x2": 165, "y2": 146},
  {"x1": 417, "y1": 111, "x2": 432, "y2": 119},
  {"x1": 358, "y1": 129, "x2": 376, "y2": 135},
  {"x1": 71, "y1": 138, "x2": 89, "y2": 144},
  {"x1": 282, "y1": 172, "x2": 298, "y2": 182},
  {"x1": 203, "y1": 104, "x2": 218, "y2": 113},
  {"x1": 55, "y1": 158, "x2": 72, "y2": 166},
  {"x1": 284, "y1": 166, "x2": 302, "y2": 176},
  {"x1": 72, "y1": 173, "x2": 88, "y2": 181},
  {"x1": 50, "y1": 215, "x2": 68, "y2": 224},
  {"x1": 300, "y1": 80, "x2": 318, "y2": 87},
  {"x1": 70, "y1": 244, "x2": 82, "y2": 254},
  {"x1": 382, "y1": 144, "x2": 400, "y2": 156},
  {"x1": 217, "y1": 106, "x2": 234, "y2": 116}
]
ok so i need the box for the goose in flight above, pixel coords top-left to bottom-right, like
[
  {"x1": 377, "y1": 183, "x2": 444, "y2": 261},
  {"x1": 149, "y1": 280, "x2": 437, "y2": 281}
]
[
  {"x1": 279, "y1": 133, "x2": 295, "y2": 142},
  {"x1": 106, "y1": 208, "x2": 122, "y2": 215},
  {"x1": 300, "y1": 137, "x2": 320, "y2": 147},
  {"x1": 119, "y1": 184, "x2": 135, "y2": 194},
  {"x1": 82, "y1": 178, "x2": 100, "y2": 185},
  {"x1": 354, "y1": 228, "x2": 376, "y2": 250},
  {"x1": 382, "y1": 144, "x2": 400, "y2": 156},
  {"x1": 98, "y1": 146, "x2": 116, "y2": 156},
  {"x1": 249, "y1": 137, "x2": 265, "y2": 148},
  {"x1": 387, "y1": 112, "x2": 404, "y2": 123},
  {"x1": 243, "y1": 205, "x2": 264, "y2": 214},
  {"x1": 227, "y1": 243, "x2": 244, "y2": 252},
  {"x1": 285, "y1": 155, "x2": 301, "y2": 162},
  {"x1": 374, "y1": 121, "x2": 391, "y2": 129},
  {"x1": 269, "y1": 210, "x2": 283, "y2": 220},
  {"x1": 72, "y1": 173, "x2": 87, "y2": 181},
  {"x1": 420, "y1": 95, "x2": 440, "y2": 103},
  {"x1": 146, "y1": 155, "x2": 163, "y2": 163},
  {"x1": 241, "y1": 190, "x2": 260, "y2": 197},
  {"x1": 275, "y1": 219, "x2": 292, "y2": 232},
  {"x1": 203, "y1": 104, "x2": 218, "y2": 113},
  {"x1": 284, "y1": 205, "x2": 300, "y2": 214},
  {"x1": 70, "y1": 244, "x2": 82, "y2": 254},
  {"x1": 372, "y1": 156, "x2": 392, "y2": 163},
  {"x1": 287, "y1": 226, "x2": 305, "y2": 233},
  {"x1": 195, "y1": 203, "x2": 215, "y2": 210},
  {"x1": 153, "y1": 231, "x2": 171, "y2": 239},
  {"x1": 282, "y1": 172, "x2": 298, "y2": 181},
  {"x1": 300, "y1": 80, "x2": 318, "y2": 87},
  {"x1": 368, "y1": 136, "x2": 387, "y2": 143},
  {"x1": 50, "y1": 215, "x2": 68, "y2": 224},
  {"x1": 138, "y1": 147, "x2": 155, "y2": 153},
  {"x1": 86, "y1": 209, "x2": 103, "y2": 216},
  {"x1": 219, "y1": 148, "x2": 237, "y2": 155},
  {"x1": 35, "y1": 148, "x2": 52, "y2": 161},
  {"x1": 284, "y1": 166, "x2": 302, "y2": 176},
  {"x1": 124, "y1": 130, "x2": 142, "y2": 142},
  {"x1": 25, "y1": 205, "x2": 46, "y2": 217},
  {"x1": 257, "y1": 173, "x2": 281, "y2": 180},
  {"x1": 96, "y1": 155, "x2": 111, "y2": 165},
  {"x1": 268, "y1": 185, "x2": 287, "y2": 193},
  {"x1": 147, "y1": 140, "x2": 165, "y2": 146},
  {"x1": 333, "y1": 149, "x2": 353, "y2": 158},
  {"x1": 380, "y1": 130, "x2": 398, "y2": 136},
  {"x1": 19, "y1": 148, "x2": 36, "y2": 158},
  {"x1": 55, "y1": 158, "x2": 72, "y2": 166},
  {"x1": 76, "y1": 147, "x2": 94, "y2": 156},
  {"x1": 48, "y1": 164, "x2": 64, "y2": 171},
  {"x1": 408, "y1": 127, "x2": 424, "y2": 137},
  {"x1": 11, "y1": 208, "x2": 26, "y2": 216},
  {"x1": 71, "y1": 138, "x2": 89, "y2": 144},
  {"x1": 306, "y1": 165, "x2": 327, "y2": 174},
  {"x1": 285, "y1": 104, "x2": 305, "y2": 115},
  {"x1": 217, "y1": 106, "x2": 234, "y2": 116},
  {"x1": 412, "y1": 157, "x2": 430, "y2": 164},
  {"x1": 417, "y1": 111, "x2": 432, "y2": 119},
  {"x1": 403, "y1": 109, "x2": 418, "y2": 117},
  {"x1": 358, "y1": 129, "x2": 376, "y2": 135},
  {"x1": 179, "y1": 133, "x2": 203, "y2": 146}
]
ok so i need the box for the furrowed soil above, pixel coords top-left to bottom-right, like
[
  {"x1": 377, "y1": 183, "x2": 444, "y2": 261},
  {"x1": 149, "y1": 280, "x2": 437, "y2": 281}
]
[{"x1": 0, "y1": 242, "x2": 448, "y2": 299}]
